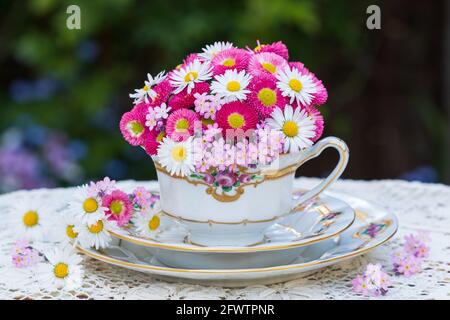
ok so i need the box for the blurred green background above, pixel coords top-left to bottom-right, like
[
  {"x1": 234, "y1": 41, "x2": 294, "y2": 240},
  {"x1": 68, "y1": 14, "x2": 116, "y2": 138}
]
[{"x1": 0, "y1": 0, "x2": 449, "y2": 192}]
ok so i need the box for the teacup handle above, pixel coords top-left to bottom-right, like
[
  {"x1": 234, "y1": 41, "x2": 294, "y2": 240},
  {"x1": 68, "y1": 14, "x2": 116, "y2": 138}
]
[{"x1": 291, "y1": 136, "x2": 349, "y2": 210}]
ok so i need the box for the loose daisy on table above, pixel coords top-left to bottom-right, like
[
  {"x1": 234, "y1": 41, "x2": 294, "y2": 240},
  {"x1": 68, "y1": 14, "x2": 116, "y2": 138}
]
[
  {"x1": 211, "y1": 69, "x2": 252, "y2": 102},
  {"x1": 53, "y1": 212, "x2": 81, "y2": 244},
  {"x1": 170, "y1": 59, "x2": 213, "y2": 94},
  {"x1": 129, "y1": 71, "x2": 167, "y2": 104},
  {"x1": 36, "y1": 245, "x2": 83, "y2": 291},
  {"x1": 69, "y1": 185, "x2": 106, "y2": 225},
  {"x1": 267, "y1": 105, "x2": 316, "y2": 153},
  {"x1": 199, "y1": 41, "x2": 234, "y2": 61},
  {"x1": 157, "y1": 137, "x2": 195, "y2": 177},
  {"x1": 276, "y1": 66, "x2": 322, "y2": 108},
  {"x1": 74, "y1": 215, "x2": 114, "y2": 250},
  {"x1": 11, "y1": 199, "x2": 52, "y2": 242},
  {"x1": 102, "y1": 189, "x2": 133, "y2": 227},
  {"x1": 132, "y1": 206, "x2": 162, "y2": 238}
]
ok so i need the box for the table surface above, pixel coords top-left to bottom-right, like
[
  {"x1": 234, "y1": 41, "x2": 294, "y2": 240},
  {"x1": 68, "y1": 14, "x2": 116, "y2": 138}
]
[{"x1": 0, "y1": 178, "x2": 449, "y2": 300}]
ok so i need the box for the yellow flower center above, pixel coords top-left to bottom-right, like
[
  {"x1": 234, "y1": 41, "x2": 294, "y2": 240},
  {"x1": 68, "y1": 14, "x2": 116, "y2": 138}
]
[
  {"x1": 22, "y1": 211, "x2": 39, "y2": 227},
  {"x1": 288, "y1": 79, "x2": 303, "y2": 92},
  {"x1": 143, "y1": 85, "x2": 149, "y2": 91},
  {"x1": 261, "y1": 62, "x2": 276, "y2": 74},
  {"x1": 54, "y1": 263, "x2": 69, "y2": 279},
  {"x1": 227, "y1": 113, "x2": 245, "y2": 129},
  {"x1": 226, "y1": 81, "x2": 241, "y2": 92},
  {"x1": 257, "y1": 88, "x2": 277, "y2": 107},
  {"x1": 254, "y1": 44, "x2": 266, "y2": 52},
  {"x1": 83, "y1": 198, "x2": 98, "y2": 213},
  {"x1": 156, "y1": 131, "x2": 165, "y2": 142},
  {"x1": 148, "y1": 215, "x2": 160, "y2": 231},
  {"x1": 128, "y1": 120, "x2": 144, "y2": 136},
  {"x1": 184, "y1": 71, "x2": 198, "y2": 82},
  {"x1": 282, "y1": 121, "x2": 299, "y2": 137},
  {"x1": 110, "y1": 200, "x2": 123, "y2": 215},
  {"x1": 66, "y1": 225, "x2": 78, "y2": 239},
  {"x1": 222, "y1": 58, "x2": 236, "y2": 67},
  {"x1": 175, "y1": 118, "x2": 189, "y2": 132},
  {"x1": 88, "y1": 220, "x2": 104, "y2": 234},
  {"x1": 171, "y1": 146, "x2": 187, "y2": 162}
]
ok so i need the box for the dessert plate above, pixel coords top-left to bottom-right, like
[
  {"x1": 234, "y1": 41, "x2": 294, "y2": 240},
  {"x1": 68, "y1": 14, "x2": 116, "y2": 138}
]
[
  {"x1": 77, "y1": 191, "x2": 398, "y2": 287},
  {"x1": 108, "y1": 190, "x2": 355, "y2": 268}
]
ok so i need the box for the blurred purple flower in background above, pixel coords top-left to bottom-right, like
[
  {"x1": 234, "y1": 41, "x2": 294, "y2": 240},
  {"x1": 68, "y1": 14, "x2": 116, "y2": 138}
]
[{"x1": 0, "y1": 126, "x2": 85, "y2": 193}]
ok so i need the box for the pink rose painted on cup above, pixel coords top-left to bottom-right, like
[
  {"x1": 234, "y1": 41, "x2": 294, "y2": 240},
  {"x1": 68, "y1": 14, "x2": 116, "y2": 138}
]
[{"x1": 215, "y1": 172, "x2": 237, "y2": 188}]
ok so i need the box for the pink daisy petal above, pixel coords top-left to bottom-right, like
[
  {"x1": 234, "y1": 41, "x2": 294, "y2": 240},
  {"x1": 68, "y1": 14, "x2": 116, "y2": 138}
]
[
  {"x1": 289, "y1": 61, "x2": 306, "y2": 72},
  {"x1": 300, "y1": 67, "x2": 328, "y2": 106},
  {"x1": 149, "y1": 78, "x2": 173, "y2": 107},
  {"x1": 211, "y1": 48, "x2": 250, "y2": 75},
  {"x1": 216, "y1": 101, "x2": 258, "y2": 133},
  {"x1": 248, "y1": 52, "x2": 288, "y2": 78},
  {"x1": 306, "y1": 106, "x2": 324, "y2": 142},
  {"x1": 102, "y1": 190, "x2": 133, "y2": 226},
  {"x1": 247, "y1": 74, "x2": 288, "y2": 119},
  {"x1": 143, "y1": 129, "x2": 164, "y2": 156},
  {"x1": 168, "y1": 82, "x2": 210, "y2": 111},
  {"x1": 166, "y1": 108, "x2": 200, "y2": 142},
  {"x1": 255, "y1": 41, "x2": 289, "y2": 60},
  {"x1": 120, "y1": 106, "x2": 148, "y2": 146}
]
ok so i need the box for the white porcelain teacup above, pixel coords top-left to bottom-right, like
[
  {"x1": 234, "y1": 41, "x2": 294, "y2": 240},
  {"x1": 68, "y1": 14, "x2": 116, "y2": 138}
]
[{"x1": 153, "y1": 136, "x2": 349, "y2": 247}]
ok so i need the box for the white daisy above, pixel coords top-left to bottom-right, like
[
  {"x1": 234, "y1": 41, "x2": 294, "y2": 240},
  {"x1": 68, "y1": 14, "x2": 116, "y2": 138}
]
[
  {"x1": 36, "y1": 245, "x2": 83, "y2": 291},
  {"x1": 129, "y1": 71, "x2": 166, "y2": 104},
  {"x1": 11, "y1": 200, "x2": 51, "y2": 242},
  {"x1": 276, "y1": 66, "x2": 318, "y2": 107},
  {"x1": 198, "y1": 41, "x2": 234, "y2": 61},
  {"x1": 170, "y1": 59, "x2": 213, "y2": 94},
  {"x1": 266, "y1": 105, "x2": 316, "y2": 153},
  {"x1": 132, "y1": 205, "x2": 162, "y2": 238},
  {"x1": 157, "y1": 137, "x2": 195, "y2": 177},
  {"x1": 53, "y1": 212, "x2": 82, "y2": 244},
  {"x1": 68, "y1": 185, "x2": 106, "y2": 225},
  {"x1": 210, "y1": 69, "x2": 252, "y2": 102},
  {"x1": 74, "y1": 216, "x2": 114, "y2": 250}
]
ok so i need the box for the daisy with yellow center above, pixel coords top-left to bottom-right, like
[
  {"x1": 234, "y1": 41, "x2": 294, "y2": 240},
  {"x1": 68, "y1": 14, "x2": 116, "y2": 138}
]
[
  {"x1": 266, "y1": 105, "x2": 316, "y2": 153},
  {"x1": 276, "y1": 66, "x2": 318, "y2": 107},
  {"x1": 199, "y1": 41, "x2": 234, "y2": 61},
  {"x1": 132, "y1": 203, "x2": 163, "y2": 238},
  {"x1": 157, "y1": 137, "x2": 195, "y2": 177},
  {"x1": 36, "y1": 245, "x2": 83, "y2": 290},
  {"x1": 170, "y1": 59, "x2": 213, "y2": 94},
  {"x1": 69, "y1": 185, "x2": 106, "y2": 225},
  {"x1": 13, "y1": 201, "x2": 50, "y2": 241},
  {"x1": 54, "y1": 213, "x2": 81, "y2": 244},
  {"x1": 74, "y1": 216, "x2": 113, "y2": 250},
  {"x1": 210, "y1": 69, "x2": 252, "y2": 102},
  {"x1": 129, "y1": 71, "x2": 166, "y2": 104}
]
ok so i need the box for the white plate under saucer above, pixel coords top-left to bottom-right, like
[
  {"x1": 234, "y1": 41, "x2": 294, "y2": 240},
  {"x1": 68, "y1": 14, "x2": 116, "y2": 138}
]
[
  {"x1": 77, "y1": 191, "x2": 398, "y2": 287},
  {"x1": 108, "y1": 190, "x2": 355, "y2": 269}
]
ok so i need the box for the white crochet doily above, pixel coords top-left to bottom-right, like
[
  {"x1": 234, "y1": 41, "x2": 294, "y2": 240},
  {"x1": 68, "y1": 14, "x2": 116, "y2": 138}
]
[{"x1": 0, "y1": 178, "x2": 449, "y2": 299}]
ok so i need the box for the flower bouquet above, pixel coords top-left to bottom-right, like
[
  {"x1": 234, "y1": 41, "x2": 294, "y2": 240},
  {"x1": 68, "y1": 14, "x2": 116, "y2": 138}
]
[{"x1": 120, "y1": 41, "x2": 349, "y2": 246}]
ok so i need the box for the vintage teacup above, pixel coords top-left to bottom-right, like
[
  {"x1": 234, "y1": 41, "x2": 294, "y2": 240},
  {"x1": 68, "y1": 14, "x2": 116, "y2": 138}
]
[{"x1": 152, "y1": 136, "x2": 349, "y2": 247}]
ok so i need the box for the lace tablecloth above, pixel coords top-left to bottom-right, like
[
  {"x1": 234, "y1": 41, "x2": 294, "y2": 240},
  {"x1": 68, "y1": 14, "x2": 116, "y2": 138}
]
[{"x1": 0, "y1": 178, "x2": 449, "y2": 300}]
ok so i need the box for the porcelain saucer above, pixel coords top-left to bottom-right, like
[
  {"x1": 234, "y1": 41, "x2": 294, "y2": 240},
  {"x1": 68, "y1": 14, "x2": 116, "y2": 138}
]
[
  {"x1": 77, "y1": 191, "x2": 398, "y2": 287},
  {"x1": 108, "y1": 190, "x2": 355, "y2": 269}
]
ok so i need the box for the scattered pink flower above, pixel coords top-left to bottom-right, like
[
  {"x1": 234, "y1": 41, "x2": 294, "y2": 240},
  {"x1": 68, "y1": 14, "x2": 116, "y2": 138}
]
[
  {"x1": 352, "y1": 264, "x2": 391, "y2": 297},
  {"x1": 102, "y1": 190, "x2": 133, "y2": 226}
]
